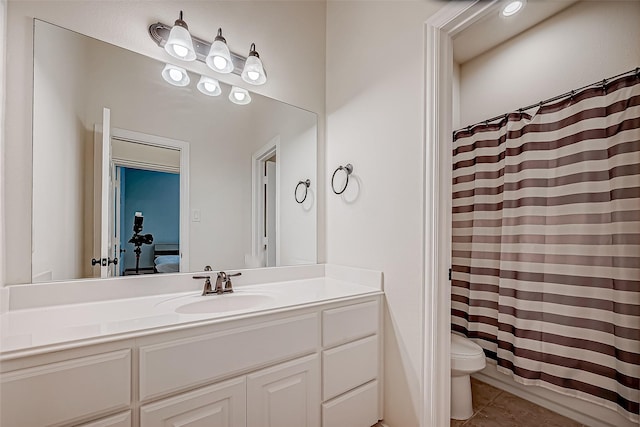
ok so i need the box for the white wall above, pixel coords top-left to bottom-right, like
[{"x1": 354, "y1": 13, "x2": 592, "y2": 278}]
[
  {"x1": 247, "y1": 95, "x2": 318, "y2": 267},
  {"x1": 459, "y1": 1, "x2": 640, "y2": 127},
  {"x1": 32, "y1": 21, "x2": 89, "y2": 282},
  {"x1": 325, "y1": 2, "x2": 443, "y2": 425},
  {"x1": 279, "y1": 124, "x2": 317, "y2": 266},
  {"x1": 4, "y1": 0, "x2": 326, "y2": 284}
]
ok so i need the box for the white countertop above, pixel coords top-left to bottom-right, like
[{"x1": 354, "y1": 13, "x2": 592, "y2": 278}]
[{"x1": 0, "y1": 265, "x2": 383, "y2": 360}]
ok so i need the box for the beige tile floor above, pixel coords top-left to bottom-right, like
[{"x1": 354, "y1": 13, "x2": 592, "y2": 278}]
[{"x1": 450, "y1": 378, "x2": 585, "y2": 427}]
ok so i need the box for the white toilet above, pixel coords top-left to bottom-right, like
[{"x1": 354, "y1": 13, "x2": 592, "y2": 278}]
[{"x1": 450, "y1": 333, "x2": 486, "y2": 420}]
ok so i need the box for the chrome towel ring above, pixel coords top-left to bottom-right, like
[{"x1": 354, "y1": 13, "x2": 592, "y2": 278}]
[
  {"x1": 331, "y1": 164, "x2": 353, "y2": 195},
  {"x1": 295, "y1": 179, "x2": 311, "y2": 203}
]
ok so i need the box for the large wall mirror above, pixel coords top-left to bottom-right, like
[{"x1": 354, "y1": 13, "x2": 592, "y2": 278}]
[{"x1": 32, "y1": 19, "x2": 317, "y2": 283}]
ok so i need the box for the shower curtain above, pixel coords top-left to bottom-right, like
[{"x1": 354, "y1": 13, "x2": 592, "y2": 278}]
[{"x1": 451, "y1": 73, "x2": 639, "y2": 422}]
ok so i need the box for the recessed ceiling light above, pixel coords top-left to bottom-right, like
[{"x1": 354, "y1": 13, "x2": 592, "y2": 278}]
[{"x1": 501, "y1": 0, "x2": 526, "y2": 17}]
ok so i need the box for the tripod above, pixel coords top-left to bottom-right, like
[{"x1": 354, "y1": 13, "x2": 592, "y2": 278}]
[{"x1": 129, "y1": 214, "x2": 153, "y2": 274}]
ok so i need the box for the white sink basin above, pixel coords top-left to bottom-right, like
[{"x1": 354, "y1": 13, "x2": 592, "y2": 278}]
[{"x1": 174, "y1": 293, "x2": 276, "y2": 314}]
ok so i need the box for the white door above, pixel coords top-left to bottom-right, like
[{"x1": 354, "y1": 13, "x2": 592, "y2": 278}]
[
  {"x1": 246, "y1": 354, "x2": 320, "y2": 427},
  {"x1": 265, "y1": 160, "x2": 277, "y2": 267},
  {"x1": 97, "y1": 108, "x2": 111, "y2": 278}
]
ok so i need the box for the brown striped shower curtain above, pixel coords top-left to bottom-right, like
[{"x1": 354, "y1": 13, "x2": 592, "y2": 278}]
[{"x1": 451, "y1": 73, "x2": 640, "y2": 422}]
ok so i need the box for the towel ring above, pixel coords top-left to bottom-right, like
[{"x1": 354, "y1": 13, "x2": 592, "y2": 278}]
[
  {"x1": 331, "y1": 164, "x2": 353, "y2": 195},
  {"x1": 295, "y1": 179, "x2": 311, "y2": 203}
]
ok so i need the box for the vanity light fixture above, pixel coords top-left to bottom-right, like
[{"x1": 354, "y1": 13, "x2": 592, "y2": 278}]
[
  {"x1": 501, "y1": 0, "x2": 526, "y2": 17},
  {"x1": 149, "y1": 20, "x2": 267, "y2": 80},
  {"x1": 206, "y1": 28, "x2": 234, "y2": 74},
  {"x1": 162, "y1": 63, "x2": 190, "y2": 86},
  {"x1": 229, "y1": 86, "x2": 251, "y2": 105},
  {"x1": 164, "y1": 11, "x2": 196, "y2": 61},
  {"x1": 197, "y1": 75, "x2": 222, "y2": 96},
  {"x1": 241, "y1": 43, "x2": 267, "y2": 85}
]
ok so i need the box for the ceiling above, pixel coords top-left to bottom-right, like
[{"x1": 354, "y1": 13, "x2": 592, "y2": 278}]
[{"x1": 453, "y1": 0, "x2": 579, "y2": 64}]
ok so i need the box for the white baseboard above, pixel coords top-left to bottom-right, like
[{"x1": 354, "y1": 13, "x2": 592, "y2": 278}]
[{"x1": 474, "y1": 362, "x2": 635, "y2": 427}]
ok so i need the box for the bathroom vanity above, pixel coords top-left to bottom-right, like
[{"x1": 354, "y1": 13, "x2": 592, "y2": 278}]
[{"x1": 0, "y1": 265, "x2": 383, "y2": 427}]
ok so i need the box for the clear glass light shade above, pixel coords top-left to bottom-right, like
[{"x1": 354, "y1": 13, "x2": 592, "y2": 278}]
[
  {"x1": 206, "y1": 40, "x2": 234, "y2": 73},
  {"x1": 197, "y1": 75, "x2": 222, "y2": 96},
  {"x1": 164, "y1": 25, "x2": 196, "y2": 61},
  {"x1": 161, "y1": 64, "x2": 190, "y2": 87},
  {"x1": 501, "y1": 0, "x2": 525, "y2": 17},
  {"x1": 229, "y1": 86, "x2": 251, "y2": 105},
  {"x1": 241, "y1": 55, "x2": 267, "y2": 85}
]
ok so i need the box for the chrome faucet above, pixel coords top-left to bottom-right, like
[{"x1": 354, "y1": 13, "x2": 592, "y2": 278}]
[
  {"x1": 214, "y1": 271, "x2": 242, "y2": 294},
  {"x1": 192, "y1": 266, "x2": 215, "y2": 296},
  {"x1": 192, "y1": 267, "x2": 241, "y2": 296}
]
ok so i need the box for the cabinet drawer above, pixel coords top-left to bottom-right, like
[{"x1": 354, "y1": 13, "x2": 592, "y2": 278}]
[
  {"x1": 140, "y1": 377, "x2": 245, "y2": 427},
  {"x1": 139, "y1": 313, "x2": 318, "y2": 401},
  {"x1": 323, "y1": 335, "x2": 378, "y2": 401},
  {"x1": 78, "y1": 411, "x2": 131, "y2": 427},
  {"x1": 322, "y1": 380, "x2": 379, "y2": 427},
  {"x1": 322, "y1": 300, "x2": 378, "y2": 348},
  {"x1": 0, "y1": 349, "x2": 131, "y2": 427}
]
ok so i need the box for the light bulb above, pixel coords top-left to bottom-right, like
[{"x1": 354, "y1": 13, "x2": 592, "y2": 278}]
[
  {"x1": 229, "y1": 86, "x2": 251, "y2": 105},
  {"x1": 241, "y1": 44, "x2": 267, "y2": 85},
  {"x1": 172, "y1": 45, "x2": 189, "y2": 58},
  {"x1": 502, "y1": 0, "x2": 524, "y2": 17},
  {"x1": 169, "y1": 68, "x2": 183, "y2": 82},
  {"x1": 196, "y1": 75, "x2": 221, "y2": 96},
  {"x1": 162, "y1": 64, "x2": 190, "y2": 87},
  {"x1": 213, "y1": 56, "x2": 227, "y2": 70},
  {"x1": 206, "y1": 28, "x2": 234, "y2": 74},
  {"x1": 164, "y1": 11, "x2": 196, "y2": 61}
]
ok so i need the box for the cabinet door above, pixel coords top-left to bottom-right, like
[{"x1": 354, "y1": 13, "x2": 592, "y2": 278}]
[
  {"x1": 140, "y1": 377, "x2": 246, "y2": 427},
  {"x1": 78, "y1": 411, "x2": 131, "y2": 427},
  {"x1": 0, "y1": 349, "x2": 131, "y2": 427},
  {"x1": 247, "y1": 354, "x2": 320, "y2": 427}
]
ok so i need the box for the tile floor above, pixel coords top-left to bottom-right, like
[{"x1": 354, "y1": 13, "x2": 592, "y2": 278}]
[{"x1": 450, "y1": 378, "x2": 585, "y2": 427}]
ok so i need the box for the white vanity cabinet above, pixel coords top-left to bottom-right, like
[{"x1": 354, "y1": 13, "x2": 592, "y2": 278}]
[
  {"x1": 139, "y1": 354, "x2": 320, "y2": 427},
  {"x1": 140, "y1": 377, "x2": 246, "y2": 427},
  {"x1": 321, "y1": 300, "x2": 382, "y2": 427},
  {"x1": 77, "y1": 411, "x2": 133, "y2": 427},
  {"x1": 0, "y1": 346, "x2": 132, "y2": 427},
  {"x1": 0, "y1": 295, "x2": 382, "y2": 427},
  {"x1": 247, "y1": 354, "x2": 320, "y2": 427}
]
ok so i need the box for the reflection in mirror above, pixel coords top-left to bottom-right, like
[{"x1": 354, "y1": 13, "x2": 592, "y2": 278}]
[{"x1": 32, "y1": 20, "x2": 317, "y2": 283}]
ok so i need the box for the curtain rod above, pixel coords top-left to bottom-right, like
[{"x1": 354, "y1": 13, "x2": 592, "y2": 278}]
[{"x1": 455, "y1": 66, "x2": 640, "y2": 134}]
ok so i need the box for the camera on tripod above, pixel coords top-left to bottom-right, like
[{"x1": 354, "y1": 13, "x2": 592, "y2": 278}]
[{"x1": 128, "y1": 212, "x2": 153, "y2": 274}]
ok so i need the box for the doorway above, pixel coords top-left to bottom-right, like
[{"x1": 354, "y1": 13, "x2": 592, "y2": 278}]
[
  {"x1": 109, "y1": 128, "x2": 189, "y2": 275},
  {"x1": 423, "y1": 2, "x2": 502, "y2": 425},
  {"x1": 251, "y1": 137, "x2": 281, "y2": 268},
  {"x1": 116, "y1": 166, "x2": 180, "y2": 275}
]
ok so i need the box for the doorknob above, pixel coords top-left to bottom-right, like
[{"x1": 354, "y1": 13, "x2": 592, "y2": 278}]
[{"x1": 91, "y1": 257, "x2": 118, "y2": 266}]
